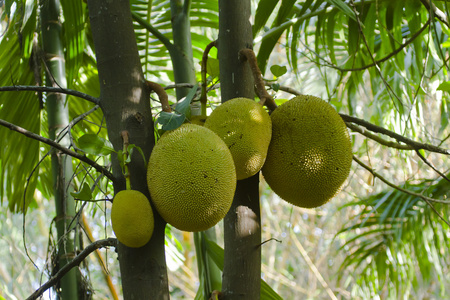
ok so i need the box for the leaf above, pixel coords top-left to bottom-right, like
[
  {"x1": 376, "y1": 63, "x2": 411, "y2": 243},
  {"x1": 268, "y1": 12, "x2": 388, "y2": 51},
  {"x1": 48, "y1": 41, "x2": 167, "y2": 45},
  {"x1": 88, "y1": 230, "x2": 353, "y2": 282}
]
[
  {"x1": 271, "y1": 83, "x2": 280, "y2": 92},
  {"x1": 437, "y1": 81, "x2": 450, "y2": 92},
  {"x1": 157, "y1": 111, "x2": 186, "y2": 131},
  {"x1": 173, "y1": 83, "x2": 199, "y2": 114},
  {"x1": 70, "y1": 182, "x2": 92, "y2": 200},
  {"x1": 77, "y1": 134, "x2": 115, "y2": 156},
  {"x1": 127, "y1": 144, "x2": 147, "y2": 166},
  {"x1": 270, "y1": 64, "x2": 287, "y2": 77},
  {"x1": 206, "y1": 57, "x2": 220, "y2": 79},
  {"x1": 325, "y1": 0, "x2": 356, "y2": 21},
  {"x1": 253, "y1": 0, "x2": 279, "y2": 38}
]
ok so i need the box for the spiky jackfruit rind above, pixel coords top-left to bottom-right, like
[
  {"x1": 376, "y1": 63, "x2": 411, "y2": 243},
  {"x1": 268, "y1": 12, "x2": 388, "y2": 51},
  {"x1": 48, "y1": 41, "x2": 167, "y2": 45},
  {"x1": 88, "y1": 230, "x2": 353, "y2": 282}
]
[
  {"x1": 147, "y1": 124, "x2": 236, "y2": 232},
  {"x1": 204, "y1": 98, "x2": 272, "y2": 180},
  {"x1": 262, "y1": 95, "x2": 352, "y2": 208},
  {"x1": 111, "y1": 190, "x2": 154, "y2": 248}
]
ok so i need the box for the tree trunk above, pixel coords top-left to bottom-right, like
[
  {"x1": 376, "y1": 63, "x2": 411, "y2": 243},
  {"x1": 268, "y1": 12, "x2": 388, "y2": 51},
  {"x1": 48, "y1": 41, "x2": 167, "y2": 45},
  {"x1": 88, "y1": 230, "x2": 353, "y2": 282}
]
[
  {"x1": 87, "y1": 1, "x2": 169, "y2": 298},
  {"x1": 218, "y1": 0, "x2": 262, "y2": 299},
  {"x1": 40, "y1": 0, "x2": 81, "y2": 298}
]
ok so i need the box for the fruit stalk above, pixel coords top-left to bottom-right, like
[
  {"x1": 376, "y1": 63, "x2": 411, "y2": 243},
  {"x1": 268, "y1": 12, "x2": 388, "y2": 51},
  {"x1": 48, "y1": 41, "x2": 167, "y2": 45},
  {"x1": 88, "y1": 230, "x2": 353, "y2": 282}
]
[
  {"x1": 145, "y1": 80, "x2": 172, "y2": 113},
  {"x1": 200, "y1": 40, "x2": 217, "y2": 118},
  {"x1": 238, "y1": 48, "x2": 277, "y2": 112},
  {"x1": 121, "y1": 130, "x2": 131, "y2": 191}
]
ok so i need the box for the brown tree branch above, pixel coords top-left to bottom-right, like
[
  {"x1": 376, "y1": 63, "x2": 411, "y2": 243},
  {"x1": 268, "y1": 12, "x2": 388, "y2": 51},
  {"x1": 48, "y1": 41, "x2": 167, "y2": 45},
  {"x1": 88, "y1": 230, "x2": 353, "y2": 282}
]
[
  {"x1": 353, "y1": 156, "x2": 450, "y2": 229},
  {"x1": 201, "y1": 40, "x2": 217, "y2": 106},
  {"x1": 145, "y1": 80, "x2": 171, "y2": 112},
  {"x1": 0, "y1": 119, "x2": 117, "y2": 183},
  {"x1": 345, "y1": 122, "x2": 414, "y2": 150},
  {"x1": 0, "y1": 85, "x2": 100, "y2": 105},
  {"x1": 26, "y1": 238, "x2": 118, "y2": 300},
  {"x1": 415, "y1": 149, "x2": 450, "y2": 183},
  {"x1": 353, "y1": 156, "x2": 450, "y2": 205},
  {"x1": 341, "y1": 114, "x2": 450, "y2": 155},
  {"x1": 262, "y1": 82, "x2": 449, "y2": 156}
]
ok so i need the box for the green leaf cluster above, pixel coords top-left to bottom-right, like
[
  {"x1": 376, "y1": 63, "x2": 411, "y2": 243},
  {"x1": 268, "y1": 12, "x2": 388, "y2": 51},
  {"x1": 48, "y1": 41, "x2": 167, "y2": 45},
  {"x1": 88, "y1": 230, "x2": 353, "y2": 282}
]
[{"x1": 337, "y1": 177, "x2": 450, "y2": 298}]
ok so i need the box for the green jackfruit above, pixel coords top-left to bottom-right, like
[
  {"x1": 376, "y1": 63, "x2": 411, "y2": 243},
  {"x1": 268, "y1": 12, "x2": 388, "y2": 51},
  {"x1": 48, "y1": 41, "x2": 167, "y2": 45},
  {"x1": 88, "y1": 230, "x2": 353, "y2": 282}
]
[
  {"x1": 147, "y1": 124, "x2": 236, "y2": 232},
  {"x1": 204, "y1": 98, "x2": 272, "y2": 180},
  {"x1": 262, "y1": 95, "x2": 352, "y2": 208},
  {"x1": 111, "y1": 190, "x2": 154, "y2": 248}
]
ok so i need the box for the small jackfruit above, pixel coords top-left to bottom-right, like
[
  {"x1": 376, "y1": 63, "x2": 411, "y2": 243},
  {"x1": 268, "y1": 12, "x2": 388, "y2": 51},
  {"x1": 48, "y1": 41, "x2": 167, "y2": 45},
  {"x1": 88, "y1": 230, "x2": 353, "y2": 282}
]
[
  {"x1": 204, "y1": 98, "x2": 272, "y2": 180},
  {"x1": 111, "y1": 190, "x2": 154, "y2": 248},
  {"x1": 147, "y1": 124, "x2": 236, "y2": 232},
  {"x1": 262, "y1": 95, "x2": 352, "y2": 208}
]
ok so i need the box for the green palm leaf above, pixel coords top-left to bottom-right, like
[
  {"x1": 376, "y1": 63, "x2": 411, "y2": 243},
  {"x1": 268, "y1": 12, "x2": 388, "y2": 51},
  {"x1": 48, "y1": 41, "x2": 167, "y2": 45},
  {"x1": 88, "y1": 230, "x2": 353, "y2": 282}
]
[
  {"x1": 0, "y1": 7, "x2": 40, "y2": 213},
  {"x1": 337, "y1": 177, "x2": 450, "y2": 298}
]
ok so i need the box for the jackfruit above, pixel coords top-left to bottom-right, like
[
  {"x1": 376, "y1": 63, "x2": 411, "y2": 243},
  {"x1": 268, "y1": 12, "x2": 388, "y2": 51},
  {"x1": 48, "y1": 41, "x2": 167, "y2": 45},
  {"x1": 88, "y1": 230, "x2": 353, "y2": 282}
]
[
  {"x1": 262, "y1": 95, "x2": 352, "y2": 208},
  {"x1": 147, "y1": 123, "x2": 236, "y2": 232},
  {"x1": 111, "y1": 190, "x2": 154, "y2": 248},
  {"x1": 188, "y1": 115, "x2": 207, "y2": 126},
  {"x1": 204, "y1": 98, "x2": 272, "y2": 180}
]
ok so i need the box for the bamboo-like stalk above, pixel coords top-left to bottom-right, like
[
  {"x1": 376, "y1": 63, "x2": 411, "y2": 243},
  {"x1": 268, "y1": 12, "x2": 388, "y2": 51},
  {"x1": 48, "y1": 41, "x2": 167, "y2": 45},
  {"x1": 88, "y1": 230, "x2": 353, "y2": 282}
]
[{"x1": 40, "y1": 0, "x2": 81, "y2": 298}]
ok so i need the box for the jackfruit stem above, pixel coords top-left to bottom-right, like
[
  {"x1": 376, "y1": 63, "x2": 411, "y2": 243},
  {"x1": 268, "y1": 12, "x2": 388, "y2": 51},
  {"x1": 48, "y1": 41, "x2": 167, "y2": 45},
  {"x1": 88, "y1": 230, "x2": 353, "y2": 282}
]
[
  {"x1": 238, "y1": 48, "x2": 278, "y2": 112},
  {"x1": 121, "y1": 130, "x2": 132, "y2": 190},
  {"x1": 200, "y1": 40, "x2": 217, "y2": 118},
  {"x1": 145, "y1": 80, "x2": 171, "y2": 113}
]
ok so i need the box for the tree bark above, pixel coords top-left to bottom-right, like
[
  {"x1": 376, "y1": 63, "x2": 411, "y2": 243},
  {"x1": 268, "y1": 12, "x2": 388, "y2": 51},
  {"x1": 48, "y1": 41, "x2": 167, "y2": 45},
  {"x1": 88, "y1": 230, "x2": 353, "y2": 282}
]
[
  {"x1": 87, "y1": 1, "x2": 169, "y2": 298},
  {"x1": 40, "y1": 0, "x2": 81, "y2": 298},
  {"x1": 218, "y1": 0, "x2": 262, "y2": 299}
]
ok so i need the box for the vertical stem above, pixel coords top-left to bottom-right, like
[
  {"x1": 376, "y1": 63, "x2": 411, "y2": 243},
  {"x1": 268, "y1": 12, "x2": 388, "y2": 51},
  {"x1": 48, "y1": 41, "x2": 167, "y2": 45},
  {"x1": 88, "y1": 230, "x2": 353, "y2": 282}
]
[
  {"x1": 87, "y1": 0, "x2": 169, "y2": 298},
  {"x1": 40, "y1": 0, "x2": 81, "y2": 298},
  {"x1": 170, "y1": 0, "x2": 197, "y2": 99},
  {"x1": 218, "y1": 0, "x2": 262, "y2": 299}
]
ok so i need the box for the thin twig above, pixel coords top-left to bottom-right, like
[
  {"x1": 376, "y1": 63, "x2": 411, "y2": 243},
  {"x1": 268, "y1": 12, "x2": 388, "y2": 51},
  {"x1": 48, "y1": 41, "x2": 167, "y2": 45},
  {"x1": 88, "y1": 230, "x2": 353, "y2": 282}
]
[
  {"x1": 415, "y1": 150, "x2": 450, "y2": 183},
  {"x1": 81, "y1": 215, "x2": 120, "y2": 300},
  {"x1": 26, "y1": 238, "x2": 117, "y2": 300},
  {"x1": 0, "y1": 85, "x2": 99, "y2": 105},
  {"x1": 350, "y1": 0, "x2": 404, "y2": 109},
  {"x1": 201, "y1": 40, "x2": 217, "y2": 105},
  {"x1": 0, "y1": 119, "x2": 116, "y2": 183},
  {"x1": 262, "y1": 82, "x2": 450, "y2": 156},
  {"x1": 341, "y1": 114, "x2": 450, "y2": 155},
  {"x1": 346, "y1": 122, "x2": 414, "y2": 150},
  {"x1": 353, "y1": 155, "x2": 450, "y2": 205}
]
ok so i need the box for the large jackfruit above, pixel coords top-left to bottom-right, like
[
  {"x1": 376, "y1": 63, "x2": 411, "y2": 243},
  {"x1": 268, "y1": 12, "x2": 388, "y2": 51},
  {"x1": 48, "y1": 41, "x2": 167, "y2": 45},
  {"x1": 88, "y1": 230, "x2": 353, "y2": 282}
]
[
  {"x1": 111, "y1": 190, "x2": 154, "y2": 248},
  {"x1": 147, "y1": 124, "x2": 236, "y2": 232},
  {"x1": 262, "y1": 95, "x2": 352, "y2": 208},
  {"x1": 204, "y1": 98, "x2": 272, "y2": 180}
]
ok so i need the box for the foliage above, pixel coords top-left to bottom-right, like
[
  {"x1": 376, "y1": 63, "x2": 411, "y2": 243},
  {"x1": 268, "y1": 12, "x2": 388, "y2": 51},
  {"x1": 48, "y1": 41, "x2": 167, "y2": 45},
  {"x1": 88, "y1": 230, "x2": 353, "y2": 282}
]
[{"x1": 337, "y1": 176, "x2": 450, "y2": 298}]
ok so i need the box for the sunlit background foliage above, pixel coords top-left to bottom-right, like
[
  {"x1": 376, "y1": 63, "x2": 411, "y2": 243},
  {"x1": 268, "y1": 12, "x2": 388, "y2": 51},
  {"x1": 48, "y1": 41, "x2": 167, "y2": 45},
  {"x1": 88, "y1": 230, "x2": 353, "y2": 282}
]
[{"x1": 1, "y1": 0, "x2": 450, "y2": 299}]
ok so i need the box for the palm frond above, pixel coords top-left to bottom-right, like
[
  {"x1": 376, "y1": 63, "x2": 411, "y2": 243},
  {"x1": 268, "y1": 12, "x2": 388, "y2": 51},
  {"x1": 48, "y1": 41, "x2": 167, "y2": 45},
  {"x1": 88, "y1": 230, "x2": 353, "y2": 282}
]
[
  {"x1": 61, "y1": 0, "x2": 86, "y2": 88},
  {"x1": 0, "y1": 11, "x2": 40, "y2": 212},
  {"x1": 337, "y1": 177, "x2": 450, "y2": 298}
]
